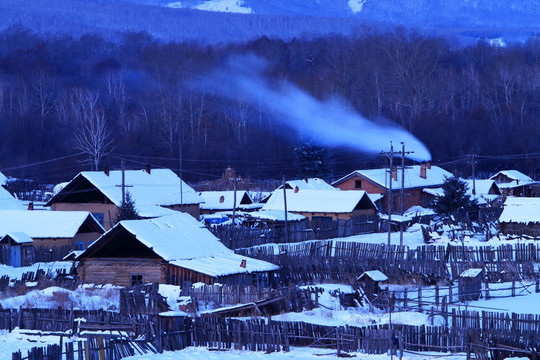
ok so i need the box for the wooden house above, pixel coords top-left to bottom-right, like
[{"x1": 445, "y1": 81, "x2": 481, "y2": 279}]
[
  {"x1": 458, "y1": 268, "x2": 483, "y2": 302},
  {"x1": 0, "y1": 232, "x2": 34, "y2": 267},
  {"x1": 199, "y1": 191, "x2": 260, "y2": 215},
  {"x1": 489, "y1": 170, "x2": 540, "y2": 197},
  {"x1": 498, "y1": 197, "x2": 540, "y2": 236},
  {"x1": 76, "y1": 213, "x2": 279, "y2": 287},
  {"x1": 262, "y1": 189, "x2": 377, "y2": 223},
  {"x1": 261, "y1": 178, "x2": 338, "y2": 203},
  {"x1": 332, "y1": 163, "x2": 452, "y2": 213},
  {"x1": 357, "y1": 270, "x2": 388, "y2": 301},
  {"x1": 46, "y1": 168, "x2": 203, "y2": 230},
  {"x1": 0, "y1": 210, "x2": 104, "y2": 257}
]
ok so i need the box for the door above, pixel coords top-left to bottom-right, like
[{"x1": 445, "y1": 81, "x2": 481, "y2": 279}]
[{"x1": 11, "y1": 245, "x2": 21, "y2": 267}]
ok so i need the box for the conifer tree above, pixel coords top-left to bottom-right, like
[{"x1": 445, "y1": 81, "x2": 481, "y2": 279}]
[
  {"x1": 115, "y1": 191, "x2": 140, "y2": 223},
  {"x1": 431, "y1": 176, "x2": 477, "y2": 216}
]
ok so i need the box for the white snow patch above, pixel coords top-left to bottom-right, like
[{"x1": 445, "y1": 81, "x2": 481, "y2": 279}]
[
  {"x1": 195, "y1": 0, "x2": 252, "y2": 14},
  {"x1": 348, "y1": 0, "x2": 367, "y2": 13}
]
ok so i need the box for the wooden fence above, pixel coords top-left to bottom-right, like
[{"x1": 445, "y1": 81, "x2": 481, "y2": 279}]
[
  {"x1": 11, "y1": 309, "x2": 540, "y2": 359},
  {"x1": 238, "y1": 242, "x2": 540, "y2": 284},
  {"x1": 192, "y1": 313, "x2": 540, "y2": 356},
  {"x1": 12, "y1": 337, "x2": 160, "y2": 360},
  {"x1": 212, "y1": 216, "x2": 379, "y2": 249}
]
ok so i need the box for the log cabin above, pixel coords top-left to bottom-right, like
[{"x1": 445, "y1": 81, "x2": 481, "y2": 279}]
[
  {"x1": 76, "y1": 213, "x2": 279, "y2": 287},
  {"x1": 46, "y1": 167, "x2": 203, "y2": 230}
]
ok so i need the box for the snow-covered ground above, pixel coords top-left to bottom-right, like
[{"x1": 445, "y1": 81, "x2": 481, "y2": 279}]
[{"x1": 123, "y1": 346, "x2": 467, "y2": 360}]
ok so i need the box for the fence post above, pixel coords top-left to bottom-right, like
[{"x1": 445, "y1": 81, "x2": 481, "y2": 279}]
[{"x1": 418, "y1": 287, "x2": 422, "y2": 311}]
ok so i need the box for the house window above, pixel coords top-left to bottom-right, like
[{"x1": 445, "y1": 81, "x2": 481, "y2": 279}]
[
  {"x1": 131, "y1": 274, "x2": 144, "y2": 286},
  {"x1": 355, "y1": 180, "x2": 362, "y2": 189},
  {"x1": 73, "y1": 241, "x2": 85, "y2": 251},
  {"x1": 91, "y1": 212, "x2": 105, "y2": 227}
]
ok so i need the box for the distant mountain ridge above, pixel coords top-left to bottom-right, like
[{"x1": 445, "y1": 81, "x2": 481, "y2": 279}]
[{"x1": 1, "y1": 0, "x2": 539, "y2": 43}]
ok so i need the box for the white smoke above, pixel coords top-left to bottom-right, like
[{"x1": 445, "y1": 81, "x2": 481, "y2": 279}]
[{"x1": 195, "y1": 54, "x2": 431, "y2": 162}]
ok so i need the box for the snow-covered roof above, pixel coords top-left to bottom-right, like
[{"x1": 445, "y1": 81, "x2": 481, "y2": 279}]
[
  {"x1": 199, "y1": 191, "x2": 252, "y2": 210},
  {"x1": 460, "y1": 268, "x2": 483, "y2": 278},
  {"x1": 280, "y1": 178, "x2": 338, "y2": 191},
  {"x1": 359, "y1": 270, "x2": 388, "y2": 282},
  {"x1": 0, "y1": 232, "x2": 33, "y2": 244},
  {"x1": 462, "y1": 179, "x2": 498, "y2": 195},
  {"x1": 499, "y1": 197, "x2": 540, "y2": 224},
  {"x1": 404, "y1": 206, "x2": 436, "y2": 217},
  {"x1": 117, "y1": 213, "x2": 230, "y2": 261},
  {"x1": 50, "y1": 169, "x2": 203, "y2": 207},
  {"x1": 379, "y1": 214, "x2": 412, "y2": 224},
  {"x1": 81, "y1": 212, "x2": 279, "y2": 277},
  {"x1": 53, "y1": 182, "x2": 69, "y2": 195},
  {"x1": 0, "y1": 171, "x2": 7, "y2": 186},
  {"x1": 238, "y1": 209, "x2": 305, "y2": 222},
  {"x1": 0, "y1": 186, "x2": 24, "y2": 210},
  {"x1": 367, "y1": 193, "x2": 384, "y2": 204},
  {"x1": 136, "y1": 205, "x2": 180, "y2": 218},
  {"x1": 0, "y1": 210, "x2": 103, "y2": 238},
  {"x1": 334, "y1": 165, "x2": 452, "y2": 190},
  {"x1": 171, "y1": 253, "x2": 279, "y2": 278},
  {"x1": 490, "y1": 170, "x2": 533, "y2": 183},
  {"x1": 262, "y1": 189, "x2": 376, "y2": 214}
]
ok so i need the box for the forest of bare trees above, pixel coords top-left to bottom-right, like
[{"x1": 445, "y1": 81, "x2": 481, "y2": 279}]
[{"x1": 0, "y1": 26, "x2": 540, "y2": 184}]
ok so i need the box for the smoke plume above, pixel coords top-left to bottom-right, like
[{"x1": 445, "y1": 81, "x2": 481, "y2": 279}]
[{"x1": 194, "y1": 54, "x2": 431, "y2": 162}]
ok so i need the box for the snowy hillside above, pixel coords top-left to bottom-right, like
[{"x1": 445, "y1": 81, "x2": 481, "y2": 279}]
[{"x1": 1, "y1": 0, "x2": 538, "y2": 43}]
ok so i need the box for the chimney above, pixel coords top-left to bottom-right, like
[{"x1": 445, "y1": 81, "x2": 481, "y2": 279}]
[
  {"x1": 240, "y1": 259, "x2": 247, "y2": 268},
  {"x1": 294, "y1": 186, "x2": 300, "y2": 193},
  {"x1": 145, "y1": 164, "x2": 151, "y2": 174},
  {"x1": 391, "y1": 167, "x2": 398, "y2": 181},
  {"x1": 420, "y1": 162, "x2": 427, "y2": 179},
  {"x1": 426, "y1": 161, "x2": 431, "y2": 170},
  {"x1": 27, "y1": 202, "x2": 34, "y2": 211},
  {"x1": 104, "y1": 166, "x2": 109, "y2": 176}
]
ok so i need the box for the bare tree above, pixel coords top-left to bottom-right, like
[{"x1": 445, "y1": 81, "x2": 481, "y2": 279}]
[{"x1": 72, "y1": 92, "x2": 114, "y2": 171}]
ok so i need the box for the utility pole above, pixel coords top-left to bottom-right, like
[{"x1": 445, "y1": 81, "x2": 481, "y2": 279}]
[
  {"x1": 400, "y1": 142, "x2": 405, "y2": 247},
  {"x1": 380, "y1": 143, "x2": 414, "y2": 248},
  {"x1": 121, "y1": 157, "x2": 126, "y2": 204},
  {"x1": 283, "y1": 176, "x2": 289, "y2": 243},
  {"x1": 232, "y1": 177, "x2": 237, "y2": 227},
  {"x1": 178, "y1": 135, "x2": 183, "y2": 210},
  {"x1": 469, "y1": 154, "x2": 477, "y2": 196},
  {"x1": 386, "y1": 143, "x2": 394, "y2": 247}
]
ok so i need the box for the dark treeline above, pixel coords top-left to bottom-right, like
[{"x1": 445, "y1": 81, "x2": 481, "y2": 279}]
[{"x1": 1, "y1": 26, "x2": 540, "y2": 185}]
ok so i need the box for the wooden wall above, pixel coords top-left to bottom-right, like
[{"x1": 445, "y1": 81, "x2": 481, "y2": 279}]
[{"x1": 79, "y1": 258, "x2": 165, "y2": 287}]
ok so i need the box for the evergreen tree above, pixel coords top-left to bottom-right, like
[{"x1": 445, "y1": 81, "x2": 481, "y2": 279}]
[
  {"x1": 294, "y1": 143, "x2": 334, "y2": 179},
  {"x1": 115, "y1": 191, "x2": 140, "y2": 223},
  {"x1": 431, "y1": 176, "x2": 477, "y2": 216}
]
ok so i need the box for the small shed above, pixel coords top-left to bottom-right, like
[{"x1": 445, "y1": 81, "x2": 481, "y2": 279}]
[
  {"x1": 0, "y1": 232, "x2": 35, "y2": 267},
  {"x1": 458, "y1": 268, "x2": 483, "y2": 302},
  {"x1": 357, "y1": 270, "x2": 388, "y2": 301}
]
